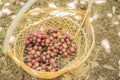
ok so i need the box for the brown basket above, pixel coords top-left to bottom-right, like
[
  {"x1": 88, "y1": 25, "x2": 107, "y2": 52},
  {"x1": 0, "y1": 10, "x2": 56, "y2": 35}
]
[{"x1": 4, "y1": 0, "x2": 95, "y2": 79}]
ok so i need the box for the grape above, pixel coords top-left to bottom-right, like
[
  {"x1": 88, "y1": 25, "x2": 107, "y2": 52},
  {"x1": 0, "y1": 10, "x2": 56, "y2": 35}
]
[
  {"x1": 47, "y1": 50, "x2": 51, "y2": 54},
  {"x1": 42, "y1": 56, "x2": 46, "y2": 62},
  {"x1": 72, "y1": 44, "x2": 76, "y2": 47},
  {"x1": 37, "y1": 38, "x2": 41, "y2": 42},
  {"x1": 27, "y1": 47, "x2": 32, "y2": 51},
  {"x1": 41, "y1": 35, "x2": 46, "y2": 39},
  {"x1": 32, "y1": 41, "x2": 36, "y2": 43},
  {"x1": 66, "y1": 38, "x2": 70, "y2": 42},
  {"x1": 62, "y1": 43, "x2": 67, "y2": 48},
  {"x1": 49, "y1": 36, "x2": 54, "y2": 40},
  {"x1": 67, "y1": 41, "x2": 70, "y2": 45},
  {"x1": 63, "y1": 52, "x2": 68, "y2": 57},
  {"x1": 30, "y1": 34, "x2": 34, "y2": 38},
  {"x1": 27, "y1": 62, "x2": 32, "y2": 67},
  {"x1": 45, "y1": 59, "x2": 49, "y2": 63},
  {"x1": 36, "y1": 51, "x2": 40, "y2": 55},
  {"x1": 34, "y1": 54, "x2": 39, "y2": 58},
  {"x1": 58, "y1": 42, "x2": 62, "y2": 46},
  {"x1": 43, "y1": 52, "x2": 47, "y2": 56},
  {"x1": 32, "y1": 65, "x2": 37, "y2": 69},
  {"x1": 41, "y1": 64, "x2": 46, "y2": 69},
  {"x1": 62, "y1": 49, "x2": 66, "y2": 52},
  {"x1": 59, "y1": 46, "x2": 62, "y2": 50},
  {"x1": 48, "y1": 47, "x2": 51, "y2": 50},
  {"x1": 31, "y1": 59, "x2": 36, "y2": 64},
  {"x1": 50, "y1": 68, "x2": 56, "y2": 72},
  {"x1": 31, "y1": 50, "x2": 35, "y2": 54},
  {"x1": 67, "y1": 50, "x2": 70, "y2": 54},
  {"x1": 41, "y1": 69, "x2": 46, "y2": 72},
  {"x1": 46, "y1": 54, "x2": 50, "y2": 59},
  {"x1": 50, "y1": 53, "x2": 55, "y2": 57},
  {"x1": 51, "y1": 46, "x2": 54, "y2": 50},
  {"x1": 52, "y1": 33, "x2": 57, "y2": 38},
  {"x1": 35, "y1": 42, "x2": 39, "y2": 46},
  {"x1": 70, "y1": 47, "x2": 75, "y2": 52},
  {"x1": 38, "y1": 46, "x2": 42, "y2": 50},
  {"x1": 54, "y1": 43, "x2": 59, "y2": 49},
  {"x1": 58, "y1": 35, "x2": 62, "y2": 39},
  {"x1": 59, "y1": 51, "x2": 62, "y2": 54},
  {"x1": 33, "y1": 46, "x2": 38, "y2": 50},
  {"x1": 27, "y1": 57, "x2": 32, "y2": 62},
  {"x1": 37, "y1": 34, "x2": 41, "y2": 38},
  {"x1": 28, "y1": 52, "x2": 31, "y2": 55},
  {"x1": 46, "y1": 39, "x2": 50, "y2": 44},
  {"x1": 29, "y1": 54, "x2": 34, "y2": 58},
  {"x1": 52, "y1": 63, "x2": 57, "y2": 68},
  {"x1": 34, "y1": 62, "x2": 39, "y2": 67},
  {"x1": 29, "y1": 38, "x2": 33, "y2": 42},
  {"x1": 35, "y1": 57, "x2": 41, "y2": 62},
  {"x1": 50, "y1": 58, "x2": 55, "y2": 64},
  {"x1": 25, "y1": 28, "x2": 77, "y2": 71},
  {"x1": 61, "y1": 39, "x2": 64, "y2": 42},
  {"x1": 33, "y1": 36, "x2": 37, "y2": 41},
  {"x1": 25, "y1": 41, "x2": 30, "y2": 45}
]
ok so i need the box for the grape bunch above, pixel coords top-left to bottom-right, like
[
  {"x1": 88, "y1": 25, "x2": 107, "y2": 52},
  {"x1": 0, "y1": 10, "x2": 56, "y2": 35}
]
[{"x1": 24, "y1": 27, "x2": 77, "y2": 72}]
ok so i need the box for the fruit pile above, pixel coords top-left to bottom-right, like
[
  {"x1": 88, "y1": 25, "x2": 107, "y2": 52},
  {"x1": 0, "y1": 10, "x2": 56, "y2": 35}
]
[{"x1": 24, "y1": 27, "x2": 77, "y2": 72}]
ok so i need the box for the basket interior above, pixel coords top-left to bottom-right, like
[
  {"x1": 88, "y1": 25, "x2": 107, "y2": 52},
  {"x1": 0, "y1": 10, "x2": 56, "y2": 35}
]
[{"x1": 14, "y1": 17, "x2": 85, "y2": 70}]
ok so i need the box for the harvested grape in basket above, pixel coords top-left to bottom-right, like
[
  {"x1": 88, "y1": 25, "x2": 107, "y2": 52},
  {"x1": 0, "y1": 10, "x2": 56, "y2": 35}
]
[{"x1": 24, "y1": 27, "x2": 77, "y2": 72}]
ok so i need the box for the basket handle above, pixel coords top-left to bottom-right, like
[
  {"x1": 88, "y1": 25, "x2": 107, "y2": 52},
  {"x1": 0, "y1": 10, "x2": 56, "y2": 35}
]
[
  {"x1": 75, "y1": 0, "x2": 92, "y2": 37},
  {"x1": 4, "y1": 0, "x2": 92, "y2": 52},
  {"x1": 4, "y1": 0, "x2": 37, "y2": 52}
]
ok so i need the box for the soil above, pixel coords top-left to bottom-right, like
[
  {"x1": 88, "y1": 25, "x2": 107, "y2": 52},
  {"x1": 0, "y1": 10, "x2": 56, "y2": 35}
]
[{"x1": 0, "y1": 0, "x2": 120, "y2": 80}]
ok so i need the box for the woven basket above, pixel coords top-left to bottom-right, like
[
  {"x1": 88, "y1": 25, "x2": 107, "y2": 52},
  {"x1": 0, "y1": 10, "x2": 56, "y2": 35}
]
[{"x1": 4, "y1": 0, "x2": 95, "y2": 79}]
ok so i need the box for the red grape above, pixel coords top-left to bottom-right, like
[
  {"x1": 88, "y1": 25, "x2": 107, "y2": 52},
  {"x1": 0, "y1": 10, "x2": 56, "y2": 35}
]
[
  {"x1": 38, "y1": 46, "x2": 42, "y2": 50},
  {"x1": 34, "y1": 54, "x2": 39, "y2": 58},
  {"x1": 27, "y1": 62, "x2": 32, "y2": 67},
  {"x1": 62, "y1": 49, "x2": 66, "y2": 52},
  {"x1": 46, "y1": 51, "x2": 51, "y2": 54},
  {"x1": 27, "y1": 57, "x2": 32, "y2": 62},
  {"x1": 50, "y1": 53, "x2": 55, "y2": 57},
  {"x1": 50, "y1": 68, "x2": 56, "y2": 72},
  {"x1": 62, "y1": 43, "x2": 67, "y2": 48},
  {"x1": 49, "y1": 36, "x2": 54, "y2": 40},
  {"x1": 46, "y1": 39, "x2": 50, "y2": 44},
  {"x1": 54, "y1": 43, "x2": 59, "y2": 49},
  {"x1": 34, "y1": 62, "x2": 39, "y2": 67},
  {"x1": 33, "y1": 46, "x2": 38, "y2": 50},
  {"x1": 25, "y1": 41, "x2": 30, "y2": 45},
  {"x1": 70, "y1": 47, "x2": 75, "y2": 52},
  {"x1": 31, "y1": 59, "x2": 36, "y2": 64},
  {"x1": 52, "y1": 63, "x2": 57, "y2": 68},
  {"x1": 63, "y1": 52, "x2": 68, "y2": 57},
  {"x1": 52, "y1": 33, "x2": 57, "y2": 38},
  {"x1": 61, "y1": 39, "x2": 64, "y2": 42},
  {"x1": 33, "y1": 36, "x2": 37, "y2": 41},
  {"x1": 46, "y1": 54, "x2": 50, "y2": 59},
  {"x1": 35, "y1": 57, "x2": 41, "y2": 62},
  {"x1": 50, "y1": 58, "x2": 55, "y2": 64},
  {"x1": 37, "y1": 38, "x2": 41, "y2": 42},
  {"x1": 31, "y1": 50, "x2": 35, "y2": 54},
  {"x1": 41, "y1": 64, "x2": 46, "y2": 69},
  {"x1": 29, "y1": 54, "x2": 34, "y2": 58}
]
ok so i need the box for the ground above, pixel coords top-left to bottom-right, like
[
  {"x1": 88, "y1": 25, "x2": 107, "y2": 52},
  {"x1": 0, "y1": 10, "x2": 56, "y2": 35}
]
[{"x1": 0, "y1": 0, "x2": 120, "y2": 80}]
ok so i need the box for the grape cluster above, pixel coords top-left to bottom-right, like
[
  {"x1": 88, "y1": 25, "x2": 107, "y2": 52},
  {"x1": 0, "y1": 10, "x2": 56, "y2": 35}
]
[{"x1": 24, "y1": 27, "x2": 77, "y2": 72}]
